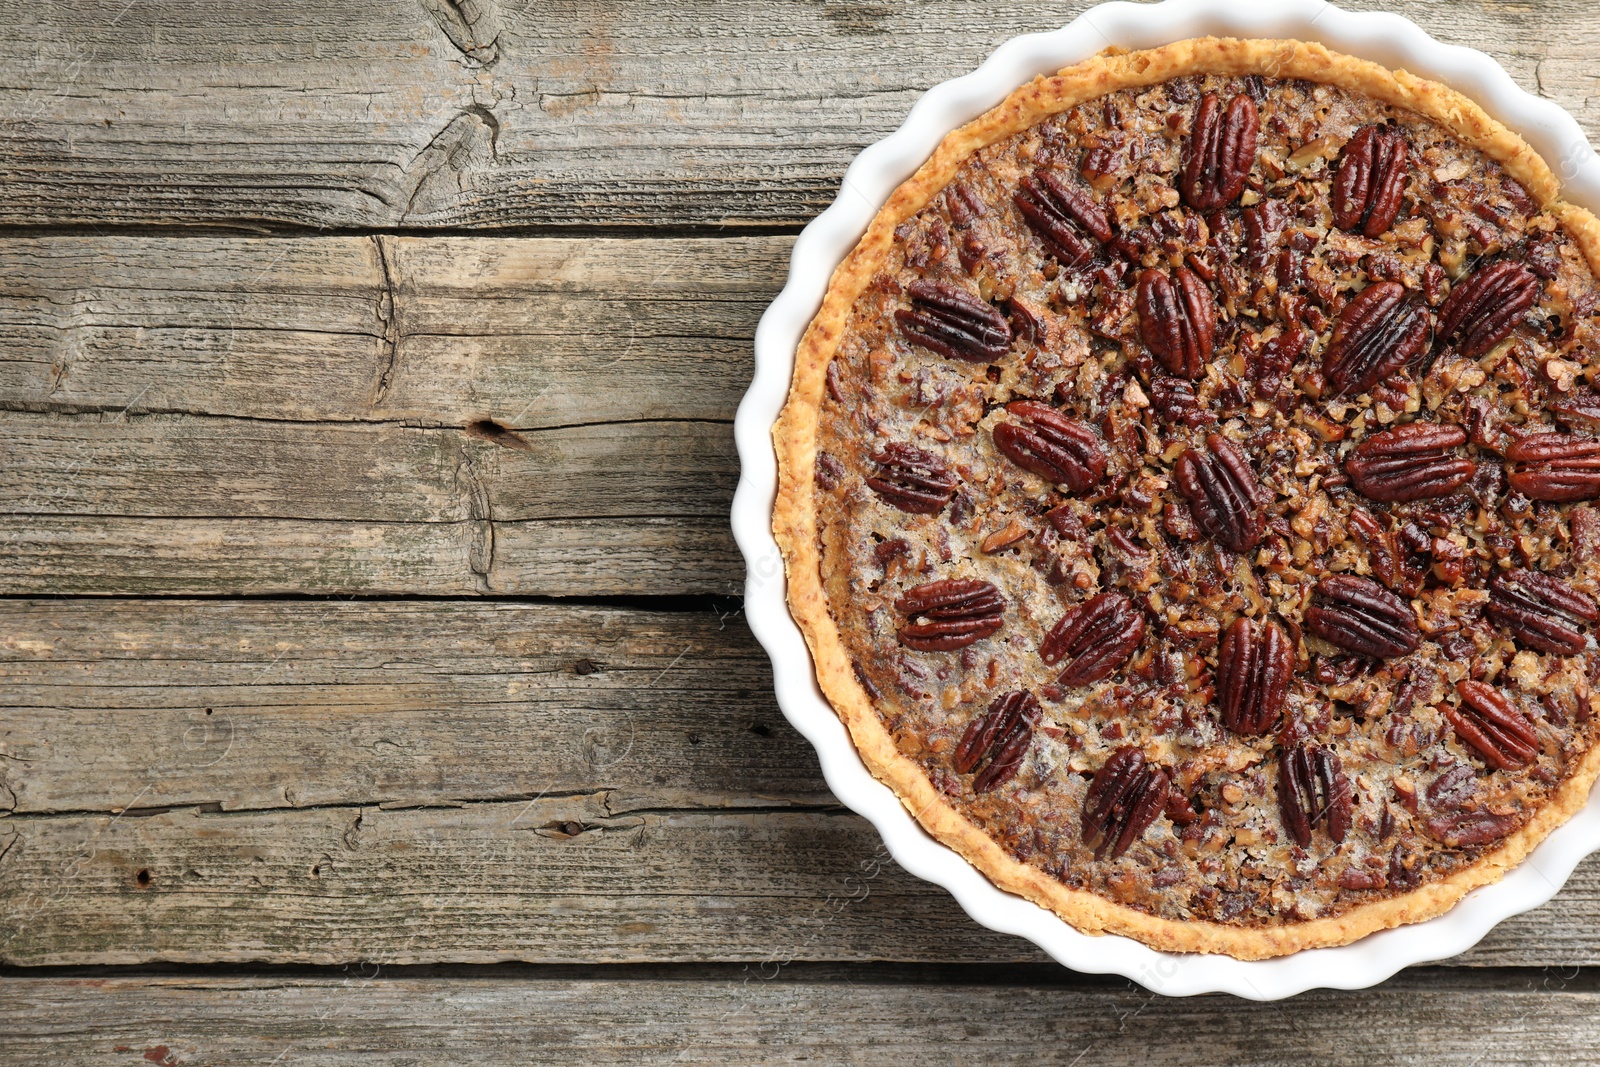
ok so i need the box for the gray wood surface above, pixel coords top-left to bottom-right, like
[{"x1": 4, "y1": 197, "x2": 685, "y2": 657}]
[
  {"x1": 5, "y1": 0, "x2": 1600, "y2": 1059},
  {"x1": 0, "y1": 236, "x2": 776, "y2": 425},
  {"x1": 0, "y1": 599, "x2": 820, "y2": 815},
  {"x1": 0, "y1": 1, "x2": 1595, "y2": 232},
  {"x1": 0, "y1": 236, "x2": 769, "y2": 595},
  {"x1": 3, "y1": 968, "x2": 1600, "y2": 1066}
]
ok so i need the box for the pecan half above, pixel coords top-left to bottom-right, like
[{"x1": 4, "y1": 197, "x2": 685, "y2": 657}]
[
  {"x1": 1278, "y1": 742, "x2": 1352, "y2": 848},
  {"x1": 991, "y1": 401, "x2": 1107, "y2": 492},
  {"x1": 1040, "y1": 592, "x2": 1144, "y2": 687},
  {"x1": 1321, "y1": 281, "x2": 1430, "y2": 396},
  {"x1": 1179, "y1": 92, "x2": 1259, "y2": 212},
  {"x1": 1331, "y1": 125, "x2": 1409, "y2": 237},
  {"x1": 865, "y1": 442, "x2": 958, "y2": 514},
  {"x1": 1083, "y1": 747, "x2": 1171, "y2": 860},
  {"x1": 1136, "y1": 267, "x2": 1216, "y2": 379},
  {"x1": 1448, "y1": 680, "x2": 1539, "y2": 771},
  {"x1": 895, "y1": 280, "x2": 1012, "y2": 362},
  {"x1": 1505, "y1": 432, "x2": 1600, "y2": 502},
  {"x1": 1015, "y1": 171, "x2": 1113, "y2": 267},
  {"x1": 1435, "y1": 261, "x2": 1540, "y2": 360},
  {"x1": 1215, "y1": 616, "x2": 1292, "y2": 736},
  {"x1": 1173, "y1": 433, "x2": 1265, "y2": 552},
  {"x1": 1343, "y1": 422, "x2": 1473, "y2": 503},
  {"x1": 1486, "y1": 568, "x2": 1599, "y2": 655},
  {"x1": 1305, "y1": 574, "x2": 1421, "y2": 659},
  {"x1": 896, "y1": 578, "x2": 1005, "y2": 651},
  {"x1": 953, "y1": 690, "x2": 1042, "y2": 794}
]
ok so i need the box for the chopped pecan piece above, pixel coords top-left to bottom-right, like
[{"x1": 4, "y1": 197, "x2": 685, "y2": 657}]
[
  {"x1": 1014, "y1": 170, "x2": 1113, "y2": 267},
  {"x1": 1242, "y1": 198, "x2": 1291, "y2": 274},
  {"x1": 1003, "y1": 298, "x2": 1044, "y2": 344},
  {"x1": 1435, "y1": 261, "x2": 1540, "y2": 360},
  {"x1": 1253, "y1": 321, "x2": 1310, "y2": 399},
  {"x1": 1349, "y1": 515, "x2": 1431, "y2": 600},
  {"x1": 1136, "y1": 266, "x2": 1216, "y2": 379},
  {"x1": 1179, "y1": 92, "x2": 1259, "y2": 212},
  {"x1": 896, "y1": 578, "x2": 1006, "y2": 651},
  {"x1": 945, "y1": 182, "x2": 985, "y2": 227},
  {"x1": 991, "y1": 401, "x2": 1107, "y2": 492},
  {"x1": 1321, "y1": 281, "x2": 1430, "y2": 396},
  {"x1": 1305, "y1": 574, "x2": 1421, "y2": 659},
  {"x1": 1148, "y1": 376, "x2": 1212, "y2": 426},
  {"x1": 1083, "y1": 747, "x2": 1172, "y2": 860},
  {"x1": 1173, "y1": 433, "x2": 1265, "y2": 552},
  {"x1": 1331, "y1": 125, "x2": 1410, "y2": 237},
  {"x1": 1552, "y1": 393, "x2": 1600, "y2": 432},
  {"x1": 1426, "y1": 763, "x2": 1478, "y2": 811},
  {"x1": 1343, "y1": 422, "x2": 1473, "y2": 502},
  {"x1": 865, "y1": 442, "x2": 958, "y2": 514},
  {"x1": 953, "y1": 690, "x2": 1042, "y2": 793},
  {"x1": 1486, "y1": 568, "x2": 1599, "y2": 655},
  {"x1": 1505, "y1": 432, "x2": 1600, "y2": 502},
  {"x1": 1215, "y1": 616, "x2": 1292, "y2": 736},
  {"x1": 815, "y1": 451, "x2": 844, "y2": 491},
  {"x1": 895, "y1": 280, "x2": 1012, "y2": 362},
  {"x1": 1448, "y1": 680, "x2": 1539, "y2": 771},
  {"x1": 1040, "y1": 592, "x2": 1144, "y2": 687},
  {"x1": 1278, "y1": 742, "x2": 1352, "y2": 848},
  {"x1": 1165, "y1": 791, "x2": 1200, "y2": 825}
]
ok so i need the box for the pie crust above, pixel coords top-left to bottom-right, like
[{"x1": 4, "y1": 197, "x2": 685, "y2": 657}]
[{"x1": 772, "y1": 37, "x2": 1600, "y2": 959}]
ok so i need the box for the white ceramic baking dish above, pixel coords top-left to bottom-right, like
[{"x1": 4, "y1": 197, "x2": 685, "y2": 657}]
[{"x1": 730, "y1": 0, "x2": 1600, "y2": 999}]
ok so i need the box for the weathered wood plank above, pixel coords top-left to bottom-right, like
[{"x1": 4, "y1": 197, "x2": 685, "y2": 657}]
[
  {"x1": 0, "y1": 235, "x2": 766, "y2": 595},
  {"x1": 1, "y1": 1, "x2": 1592, "y2": 230},
  {"x1": 1, "y1": 516, "x2": 737, "y2": 597},
  {"x1": 0, "y1": 236, "x2": 781, "y2": 426},
  {"x1": 2, "y1": 969, "x2": 1599, "y2": 1065},
  {"x1": 0, "y1": 599, "x2": 821, "y2": 815},
  {"x1": 0, "y1": 413, "x2": 734, "y2": 522},
  {"x1": 0, "y1": 802, "x2": 1033, "y2": 966}
]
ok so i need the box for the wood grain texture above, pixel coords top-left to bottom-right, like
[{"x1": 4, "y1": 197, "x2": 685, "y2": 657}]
[
  {"x1": 2, "y1": 0, "x2": 1594, "y2": 231},
  {"x1": 2, "y1": 515, "x2": 736, "y2": 597},
  {"x1": 2, "y1": 969, "x2": 1599, "y2": 1065},
  {"x1": 0, "y1": 235, "x2": 781, "y2": 425},
  {"x1": 0, "y1": 598, "x2": 1595, "y2": 969},
  {"x1": 0, "y1": 599, "x2": 820, "y2": 815},
  {"x1": 0, "y1": 235, "x2": 773, "y2": 595},
  {"x1": 0, "y1": 413, "x2": 732, "y2": 521},
  {"x1": 0, "y1": 802, "x2": 1023, "y2": 967}
]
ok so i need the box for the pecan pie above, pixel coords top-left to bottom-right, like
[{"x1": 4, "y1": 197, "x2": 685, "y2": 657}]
[{"x1": 773, "y1": 37, "x2": 1600, "y2": 958}]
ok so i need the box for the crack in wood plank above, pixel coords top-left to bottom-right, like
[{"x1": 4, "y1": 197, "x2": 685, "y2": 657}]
[
  {"x1": 369, "y1": 233, "x2": 401, "y2": 406},
  {"x1": 456, "y1": 435, "x2": 497, "y2": 590}
]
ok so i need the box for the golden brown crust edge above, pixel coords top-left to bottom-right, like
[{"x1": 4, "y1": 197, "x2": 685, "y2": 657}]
[{"x1": 771, "y1": 36, "x2": 1600, "y2": 960}]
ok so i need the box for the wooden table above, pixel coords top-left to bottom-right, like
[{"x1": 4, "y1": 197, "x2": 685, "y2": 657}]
[{"x1": 2, "y1": 1, "x2": 1598, "y2": 1061}]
